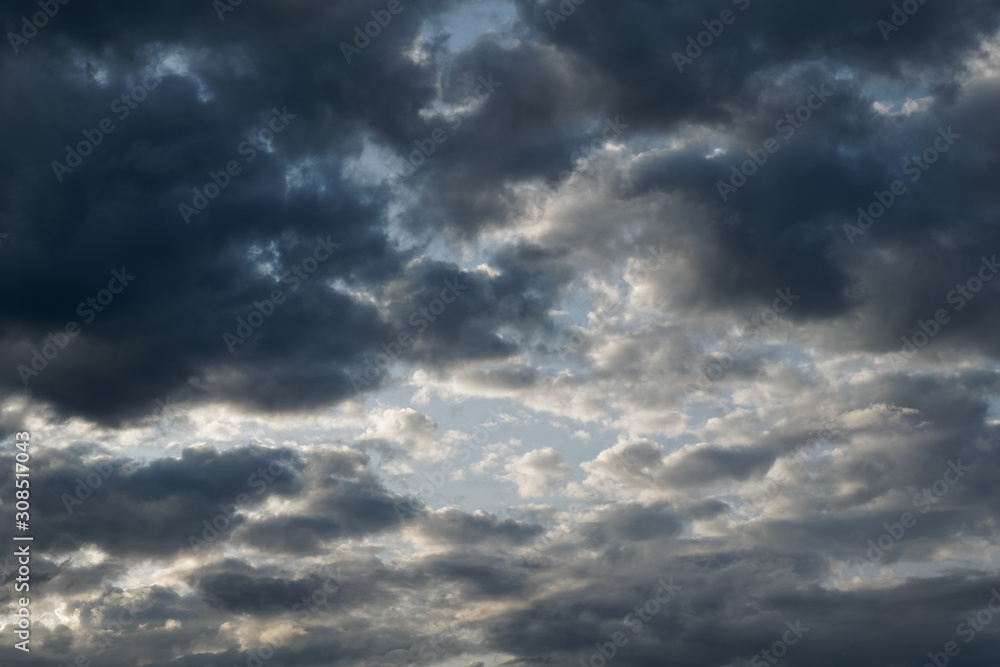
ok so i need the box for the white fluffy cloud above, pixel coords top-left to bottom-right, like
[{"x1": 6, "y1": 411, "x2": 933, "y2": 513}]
[{"x1": 501, "y1": 447, "x2": 572, "y2": 497}]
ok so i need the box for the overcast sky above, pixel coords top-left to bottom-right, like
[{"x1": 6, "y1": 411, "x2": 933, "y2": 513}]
[{"x1": 2, "y1": 0, "x2": 1000, "y2": 665}]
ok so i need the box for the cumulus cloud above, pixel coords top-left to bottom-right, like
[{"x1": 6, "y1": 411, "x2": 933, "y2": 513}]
[{"x1": 501, "y1": 447, "x2": 571, "y2": 497}]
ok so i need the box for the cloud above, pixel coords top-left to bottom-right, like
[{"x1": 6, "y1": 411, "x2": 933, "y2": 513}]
[
  {"x1": 3, "y1": 0, "x2": 1000, "y2": 665},
  {"x1": 501, "y1": 447, "x2": 571, "y2": 497}
]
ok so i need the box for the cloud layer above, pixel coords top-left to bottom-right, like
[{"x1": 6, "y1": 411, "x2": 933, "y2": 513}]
[{"x1": 2, "y1": 0, "x2": 1000, "y2": 665}]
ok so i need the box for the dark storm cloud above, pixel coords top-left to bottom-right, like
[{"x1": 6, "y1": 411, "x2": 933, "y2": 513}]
[
  {"x1": 32, "y1": 559, "x2": 129, "y2": 599},
  {"x1": 374, "y1": 253, "x2": 562, "y2": 368},
  {"x1": 236, "y1": 446, "x2": 422, "y2": 553},
  {"x1": 414, "y1": 507, "x2": 544, "y2": 546},
  {"x1": 486, "y1": 567, "x2": 1000, "y2": 667},
  {"x1": 424, "y1": 552, "x2": 535, "y2": 597},
  {"x1": 2, "y1": 0, "x2": 998, "y2": 426},
  {"x1": 468, "y1": 514, "x2": 1000, "y2": 667},
  {"x1": 402, "y1": 10, "x2": 997, "y2": 377},
  {"x1": 0, "y1": 38, "x2": 397, "y2": 424},
  {"x1": 397, "y1": 37, "x2": 612, "y2": 239},
  {"x1": 0, "y1": 0, "x2": 530, "y2": 425},
  {"x1": 198, "y1": 571, "x2": 336, "y2": 614},
  {"x1": 663, "y1": 445, "x2": 776, "y2": 487},
  {"x1": 0, "y1": 443, "x2": 416, "y2": 558},
  {"x1": 0, "y1": 443, "x2": 299, "y2": 556},
  {"x1": 471, "y1": 0, "x2": 1000, "y2": 350},
  {"x1": 578, "y1": 501, "x2": 685, "y2": 545}
]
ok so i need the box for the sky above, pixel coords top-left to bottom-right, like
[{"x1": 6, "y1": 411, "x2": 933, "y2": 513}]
[{"x1": 2, "y1": 0, "x2": 1000, "y2": 665}]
